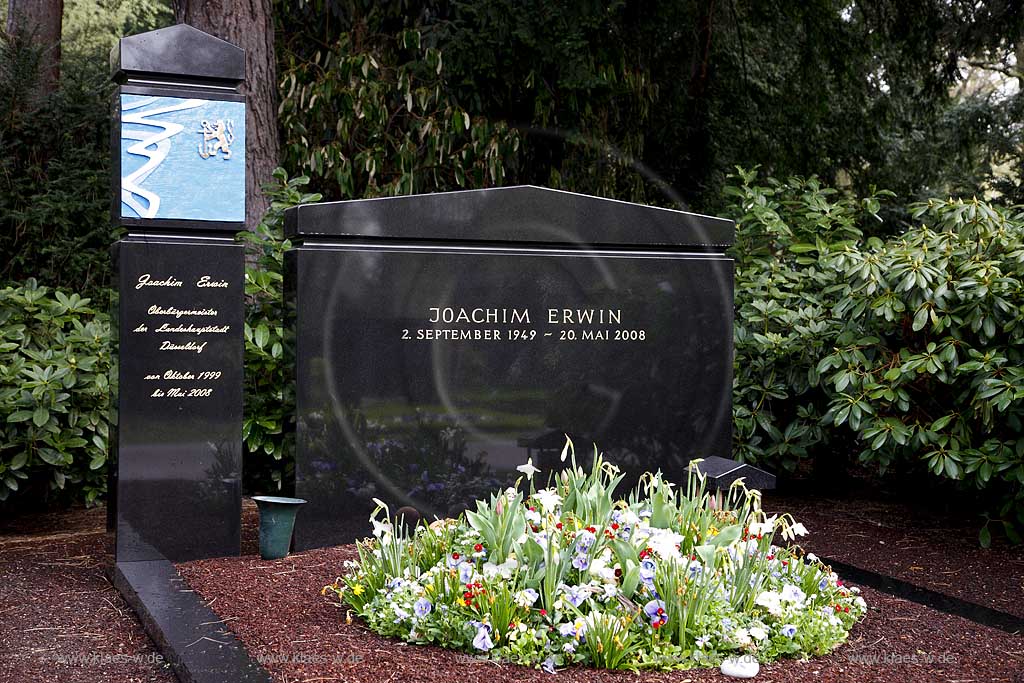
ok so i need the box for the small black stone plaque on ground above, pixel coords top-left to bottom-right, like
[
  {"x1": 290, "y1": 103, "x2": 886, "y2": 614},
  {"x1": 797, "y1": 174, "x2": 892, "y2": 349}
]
[
  {"x1": 687, "y1": 455, "x2": 777, "y2": 492},
  {"x1": 286, "y1": 186, "x2": 736, "y2": 549},
  {"x1": 114, "y1": 236, "x2": 243, "y2": 562}
]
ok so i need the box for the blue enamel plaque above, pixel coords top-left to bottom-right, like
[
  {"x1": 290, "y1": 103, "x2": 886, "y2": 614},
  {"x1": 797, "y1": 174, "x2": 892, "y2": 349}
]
[{"x1": 120, "y1": 94, "x2": 246, "y2": 222}]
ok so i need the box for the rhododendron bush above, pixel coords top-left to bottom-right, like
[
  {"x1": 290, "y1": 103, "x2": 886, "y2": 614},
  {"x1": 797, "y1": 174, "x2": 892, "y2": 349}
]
[{"x1": 323, "y1": 439, "x2": 866, "y2": 671}]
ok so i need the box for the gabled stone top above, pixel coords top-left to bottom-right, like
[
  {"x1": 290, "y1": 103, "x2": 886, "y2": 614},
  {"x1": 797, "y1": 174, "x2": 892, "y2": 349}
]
[
  {"x1": 688, "y1": 455, "x2": 777, "y2": 492},
  {"x1": 111, "y1": 24, "x2": 245, "y2": 84},
  {"x1": 285, "y1": 186, "x2": 734, "y2": 250}
]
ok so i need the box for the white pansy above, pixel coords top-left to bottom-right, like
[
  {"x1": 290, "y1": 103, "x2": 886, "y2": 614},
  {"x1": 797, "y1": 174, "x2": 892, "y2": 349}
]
[
  {"x1": 780, "y1": 584, "x2": 806, "y2": 605},
  {"x1": 734, "y1": 628, "x2": 752, "y2": 646},
  {"x1": 525, "y1": 509, "x2": 541, "y2": 525},
  {"x1": 749, "y1": 626, "x2": 768, "y2": 641},
  {"x1": 646, "y1": 528, "x2": 685, "y2": 560},
  {"x1": 514, "y1": 588, "x2": 539, "y2": 607},
  {"x1": 498, "y1": 557, "x2": 519, "y2": 578},
  {"x1": 754, "y1": 590, "x2": 783, "y2": 617},
  {"x1": 589, "y1": 551, "x2": 617, "y2": 582},
  {"x1": 618, "y1": 510, "x2": 640, "y2": 526}
]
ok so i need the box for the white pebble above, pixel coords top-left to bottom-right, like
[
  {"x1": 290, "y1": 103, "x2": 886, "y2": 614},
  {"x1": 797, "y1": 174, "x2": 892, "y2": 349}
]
[{"x1": 721, "y1": 656, "x2": 760, "y2": 679}]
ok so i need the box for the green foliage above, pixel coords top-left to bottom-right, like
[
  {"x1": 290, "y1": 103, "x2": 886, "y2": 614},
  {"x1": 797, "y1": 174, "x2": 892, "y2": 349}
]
[
  {"x1": 432, "y1": 0, "x2": 659, "y2": 201},
  {"x1": 238, "y1": 169, "x2": 321, "y2": 493},
  {"x1": 277, "y1": 18, "x2": 521, "y2": 200},
  {"x1": 276, "y1": 1, "x2": 1024, "y2": 212},
  {"x1": 729, "y1": 168, "x2": 1024, "y2": 540},
  {"x1": 0, "y1": 279, "x2": 111, "y2": 507},
  {"x1": 820, "y1": 197, "x2": 1024, "y2": 540},
  {"x1": 0, "y1": 32, "x2": 113, "y2": 297},
  {"x1": 729, "y1": 168, "x2": 893, "y2": 472},
  {"x1": 0, "y1": 0, "x2": 172, "y2": 298}
]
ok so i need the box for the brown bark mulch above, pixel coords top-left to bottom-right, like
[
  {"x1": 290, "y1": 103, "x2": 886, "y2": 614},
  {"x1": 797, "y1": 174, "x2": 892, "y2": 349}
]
[
  {"x1": 2, "y1": 495, "x2": 1022, "y2": 683},
  {"x1": 178, "y1": 540, "x2": 1024, "y2": 683},
  {"x1": 766, "y1": 494, "x2": 1024, "y2": 619},
  {"x1": 0, "y1": 505, "x2": 176, "y2": 683}
]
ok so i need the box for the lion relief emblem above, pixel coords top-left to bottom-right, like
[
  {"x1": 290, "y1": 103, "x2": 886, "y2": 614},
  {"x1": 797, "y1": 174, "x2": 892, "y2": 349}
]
[{"x1": 198, "y1": 119, "x2": 235, "y2": 160}]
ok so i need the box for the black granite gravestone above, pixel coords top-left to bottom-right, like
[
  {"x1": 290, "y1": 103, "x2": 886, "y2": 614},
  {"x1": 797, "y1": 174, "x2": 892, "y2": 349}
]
[
  {"x1": 285, "y1": 186, "x2": 736, "y2": 549},
  {"x1": 111, "y1": 25, "x2": 246, "y2": 563}
]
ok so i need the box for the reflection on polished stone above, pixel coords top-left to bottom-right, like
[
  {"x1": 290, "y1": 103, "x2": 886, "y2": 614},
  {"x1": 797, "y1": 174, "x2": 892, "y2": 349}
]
[{"x1": 287, "y1": 186, "x2": 735, "y2": 549}]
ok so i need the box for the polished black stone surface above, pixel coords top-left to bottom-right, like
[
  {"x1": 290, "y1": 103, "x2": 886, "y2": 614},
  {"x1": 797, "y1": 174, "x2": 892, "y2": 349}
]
[
  {"x1": 114, "y1": 235, "x2": 244, "y2": 562},
  {"x1": 286, "y1": 185, "x2": 733, "y2": 249},
  {"x1": 111, "y1": 23, "x2": 245, "y2": 84},
  {"x1": 689, "y1": 455, "x2": 777, "y2": 492},
  {"x1": 113, "y1": 560, "x2": 272, "y2": 683},
  {"x1": 288, "y1": 189, "x2": 735, "y2": 549}
]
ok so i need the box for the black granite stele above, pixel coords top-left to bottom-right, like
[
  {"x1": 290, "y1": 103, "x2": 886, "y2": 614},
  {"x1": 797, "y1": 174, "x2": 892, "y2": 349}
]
[
  {"x1": 286, "y1": 186, "x2": 737, "y2": 549},
  {"x1": 114, "y1": 235, "x2": 244, "y2": 562},
  {"x1": 109, "y1": 22, "x2": 261, "y2": 683},
  {"x1": 110, "y1": 24, "x2": 246, "y2": 564}
]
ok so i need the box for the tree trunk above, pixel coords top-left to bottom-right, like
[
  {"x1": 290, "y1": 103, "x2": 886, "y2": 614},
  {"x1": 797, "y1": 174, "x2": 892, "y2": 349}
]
[
  {"x1": 173, "y1": 0, "x2": 280, "y2": 230},
  {"x1": 6, "y1": 0, "x2": 63, "y2": 97}
]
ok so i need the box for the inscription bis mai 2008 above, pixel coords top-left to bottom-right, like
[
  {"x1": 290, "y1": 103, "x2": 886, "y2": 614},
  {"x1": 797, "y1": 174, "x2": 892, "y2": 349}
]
[
  {"x1": 401, "y1": 306, "x2": 648, "y2": 342},
  {"x1": 128, "y1": 272, "x2": 233, "y2": 399}
]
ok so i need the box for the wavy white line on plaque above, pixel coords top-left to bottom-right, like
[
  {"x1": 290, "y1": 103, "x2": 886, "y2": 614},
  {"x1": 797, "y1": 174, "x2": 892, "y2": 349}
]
[{"x1": 121, "y1": 97, "x2": 206, "y2": 219}]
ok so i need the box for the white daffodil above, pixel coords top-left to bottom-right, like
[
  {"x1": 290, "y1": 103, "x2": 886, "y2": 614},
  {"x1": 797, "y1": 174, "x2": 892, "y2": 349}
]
[
  {"x1": 748, "y1": 514, "x2": 778, "y2": 537},
  {"x1": 371, "y1": 517, "x2": 393, "y2": 540},
  {"x1": 516, "y1": 458, "x2": 541, "y2": 480},
  {"x1": 782, "y1": 524, "x2": 806, "y2": 540},
  {"x1": 533, "y1": 488, "x2": 563, "y2": 514},
  {"x1": 560, "y1": 434, "x2": 574, "y2": 462}
]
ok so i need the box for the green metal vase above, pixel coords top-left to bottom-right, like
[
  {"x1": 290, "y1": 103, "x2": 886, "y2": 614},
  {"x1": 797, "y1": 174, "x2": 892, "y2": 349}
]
[{"x1": 252, "y1": 496, "x2": 307, "y2": 560}]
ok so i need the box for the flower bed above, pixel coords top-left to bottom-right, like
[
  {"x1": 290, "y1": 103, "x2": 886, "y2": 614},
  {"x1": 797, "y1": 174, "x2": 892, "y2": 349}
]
[{"x1": 323, "y1": 439, "x2": 866, "y2": 672}]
